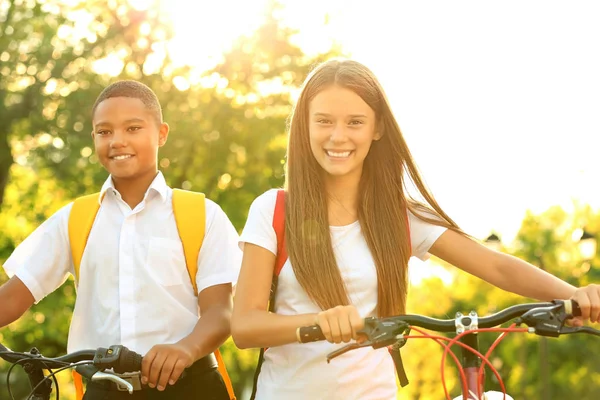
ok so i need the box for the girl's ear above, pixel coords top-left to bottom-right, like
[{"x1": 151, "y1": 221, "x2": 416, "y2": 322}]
[{"x1": 373, "y1": 120, "x2": 384, "y2": 141}]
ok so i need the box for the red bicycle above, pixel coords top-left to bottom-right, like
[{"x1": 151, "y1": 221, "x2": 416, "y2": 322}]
[{"x1": 298, "y1": 299, "x2": 600, "y2": 399}]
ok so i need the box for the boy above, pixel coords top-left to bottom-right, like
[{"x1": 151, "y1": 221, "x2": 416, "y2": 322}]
[{"x1": 0, "y1": 81, "x2": 240, "y2": 399}]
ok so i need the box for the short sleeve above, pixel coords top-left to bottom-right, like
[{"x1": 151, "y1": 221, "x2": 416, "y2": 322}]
[
  {"x1": 195, "y1": 199, "x2": 243, "y2": 294},
  {"x1": 2, "y1": 203, "x2": 74, "y2": 303},
  {"x1": 238, "y1": 189, "x2": 279, "y2": 255},
  {"x1": 408, "y1": 211, "x2": 447, "y2": 261}
]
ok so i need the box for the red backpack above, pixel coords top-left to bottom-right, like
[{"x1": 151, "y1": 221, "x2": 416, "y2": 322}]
[{"x1": 249, "y1": 190, "x2": 410, "y2": 399}]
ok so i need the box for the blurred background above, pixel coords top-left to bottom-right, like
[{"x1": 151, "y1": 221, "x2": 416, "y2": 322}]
[{"x1": 1, "y1": 0, "x2": 600, "y2": 398}]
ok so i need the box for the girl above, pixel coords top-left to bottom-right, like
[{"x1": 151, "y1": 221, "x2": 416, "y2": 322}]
[{"x1": 231, "y1": 59, "x2": 600, "y2": 399}]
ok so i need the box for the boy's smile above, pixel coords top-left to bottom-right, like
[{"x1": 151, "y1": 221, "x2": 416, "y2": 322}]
[
  {"x1": 92, "y1": 97, "x2": 168, "y2": 183},
  {"x1": 110, "y1": 154, "x2": 134, "y2": 161}
]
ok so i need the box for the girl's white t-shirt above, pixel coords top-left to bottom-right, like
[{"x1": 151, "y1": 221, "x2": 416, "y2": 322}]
[{"x1": 239, "y1": 189, "x2": 447, "y2": 400}]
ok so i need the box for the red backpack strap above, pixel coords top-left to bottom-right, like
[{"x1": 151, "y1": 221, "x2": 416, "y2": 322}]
[
  {"x1": 273, "y1": 189, "x2": 287, "y2": 277},
  {"x1": 250, "y1": 189, "x2": 287, "y2": 400}
]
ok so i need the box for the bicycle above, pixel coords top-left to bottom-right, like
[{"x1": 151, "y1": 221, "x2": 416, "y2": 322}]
[
  {"x1": 0, "y1": 342, "x2": 143, "y2": 400},
  {"x1": 297, "y1": 299, "x2": 600, "y2": 400}
]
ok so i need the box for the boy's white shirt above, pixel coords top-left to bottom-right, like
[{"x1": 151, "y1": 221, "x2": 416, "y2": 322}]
[
  {"x1": 239, "y1": 189, "x2": 448, "y2": 400},
  {"x1": 3, "y1": 172, "x2": 242, "y2": 355}
]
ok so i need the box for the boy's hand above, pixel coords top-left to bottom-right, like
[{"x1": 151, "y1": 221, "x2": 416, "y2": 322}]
[{"x1": 141, "y1": 343, "x2": 195, "y2": 391}]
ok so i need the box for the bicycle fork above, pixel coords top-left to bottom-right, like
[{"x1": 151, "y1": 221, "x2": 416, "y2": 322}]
[
  {"x1": 454, "y1": 312, "x2": 514, "y2": 400},
  {"x1": 460, "y1": 332, "x2": 482, "y2": 398}
]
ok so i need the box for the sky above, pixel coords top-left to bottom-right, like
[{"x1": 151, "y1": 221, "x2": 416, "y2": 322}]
[
  {"x1": 152, "y1": 0, "x2": 600, "y2": 245},
  {"x1": 282, "y1": 0, "x2": 600, "y2": 244},
  {"x1": 121, "y1": 0, "x2": 600, "y2": 249}
]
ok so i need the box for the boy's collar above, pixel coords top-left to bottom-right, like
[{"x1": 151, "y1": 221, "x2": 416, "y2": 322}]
[
  {"x1": 98, "y1": 171, "x2": 169, "y2": 205},
  {"x1": 146, "y1": 172, "x2": 169, "y2": 202}
]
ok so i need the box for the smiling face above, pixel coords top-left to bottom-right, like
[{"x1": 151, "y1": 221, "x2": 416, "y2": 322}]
[
  {"x1": 92, "y1": 96, "x2": 168, "y2": 182},
  {"x1": 308, "y1": 84, "x2": 380, "y2": 183}
]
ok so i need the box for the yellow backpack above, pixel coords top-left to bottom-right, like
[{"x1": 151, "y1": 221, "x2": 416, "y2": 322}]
[{"x1": 67, "y1": 189, "x2": 236, "y2": 400}]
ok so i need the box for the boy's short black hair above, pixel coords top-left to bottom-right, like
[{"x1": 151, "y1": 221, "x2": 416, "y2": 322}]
[{"x1": 92, "y1": 80, "x2": 163, "y2": 125}]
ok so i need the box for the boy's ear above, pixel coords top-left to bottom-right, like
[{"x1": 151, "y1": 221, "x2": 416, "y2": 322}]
[{"x1": 158, "y1": 122, "x2": 169, "y2": 147}]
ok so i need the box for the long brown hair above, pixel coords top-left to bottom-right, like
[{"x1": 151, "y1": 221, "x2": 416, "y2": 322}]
[{"x1": 285, "y1": 59, "x2": 462, "y2": 317}]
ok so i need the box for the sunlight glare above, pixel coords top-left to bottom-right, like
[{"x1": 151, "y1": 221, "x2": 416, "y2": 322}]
[
  {"x1": 127, "y1": 0, "x2": 156, "y2": 10},
  {"x1": 275, "y1": 0, "x2": 351, "y2": 56},
  {"x1": 159, "y1": 0, "x2": 269, "y2": 72},
  {"x1": 92, "y1": 53, "x2": 125, "y2": 76},
  {"x1": 409, "y1": 258, "x2": 454, "y2": 287}
]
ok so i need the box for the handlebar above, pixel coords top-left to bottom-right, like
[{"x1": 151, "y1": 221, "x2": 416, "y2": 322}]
[
  {"x1": 0, "y1": 343, "x2": 141, "y2": 371},
  {"x1": 0, "y1": 344, "x2": 143, "y2": 398},
  {"x1": 298, "y1": 299, "x2": 599, "y2": 360},
  {"x1": 299, "y1": 300, "x2": 581, "y2": 343},
  {"x1": 0, "y1": 345, "x2": 96, "y2": 367}
]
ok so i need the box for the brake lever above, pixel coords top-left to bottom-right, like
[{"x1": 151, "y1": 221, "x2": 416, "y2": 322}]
[
  {"x1": 357, "y1": 317, "x2": 411, "y2": 347},
  {"x1": 558, "y1": 326, "x2": 584, "y2": 335},
  {"x1": 91, "y1": 372, "x2": 134, "y2": 394},
  {"x1": 517, "y1": 300, "x2": 575, "y2": 337},
  {"x1": 326, "y1": 317, "x2": 411, "y2": 362},
  {"x1": 76, "y1": 361, "x2": 143, "y2": 392},
  {"x1": 558, "y1": 326, "x2": 600, "y2": 337},
  {"x1": 326, "y1": 341, "x2": 375, "y2": 363}
]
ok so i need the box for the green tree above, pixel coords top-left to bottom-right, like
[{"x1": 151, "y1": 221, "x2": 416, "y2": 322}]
[
  {"x1": 396, "y1": 204, "x2": 600, "y2": 399},
  {"x1": 0, "y1": 0, "x2": 175, "y2": 209},
  {"x1": 1, "y1": 1, "x2": 342, "y2": 398},
  {"x1": 0, "y1": 163, "x2": 76, "y2": 400},
  {"x1": 504, "y1": 205, "x2": 600, "y2": 399}
]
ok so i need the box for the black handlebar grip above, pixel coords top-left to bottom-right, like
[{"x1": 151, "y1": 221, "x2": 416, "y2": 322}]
[
  {"x1": 570, "y1": 300, "x2": 582, "y2": 317},
  {"x1": 298, "y1": 325, "x2": 326, "y2": 343},
  {"x1": 114, "y1": 346, "x2": 143, "y2": 373}
]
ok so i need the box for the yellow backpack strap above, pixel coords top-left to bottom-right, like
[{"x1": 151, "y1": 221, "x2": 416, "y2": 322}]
[
  {"x1": 72, "y1": 369, "x2": 84, "y2": 399},
  {"x1": 171, "y1": 189, "x2": 236, "y2": 399},
  {"x1": 172, "y1": 189, "x2": 205, "y2": 294},
  {"x1": 215, "y1": 349, "x2": 236, "y2": 399},
  {"x1": 67, "y1": 192, "x2": 101, "y2": 400},
  {"x1": 68, "y1": 192, "x2": 101, "y2": 284}
]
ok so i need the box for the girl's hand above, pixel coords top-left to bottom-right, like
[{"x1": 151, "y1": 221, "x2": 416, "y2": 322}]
[
  {"x1": 316, "y1": 305, "x2": 364, "y2": 344},
  {"x1": 570, "y1": 284, "x2": 600, "y2": 326}
]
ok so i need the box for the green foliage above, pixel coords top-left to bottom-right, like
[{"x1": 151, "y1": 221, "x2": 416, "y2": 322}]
[
  {"x1": 0, "y1": 163, "x2": 75, "y2": 399},
  {"x1": 0, "y1": 0, "x2": 177, "y2": 206},
  {"x1": 399, "y1": 205, "x2": 600, "y2": 399},
  {"x1": 3, "y1": 1, "x2": 600, "y2": 399},
  {"x1": 0, "y1": 1, "x2": 341, "y2": 398}
]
